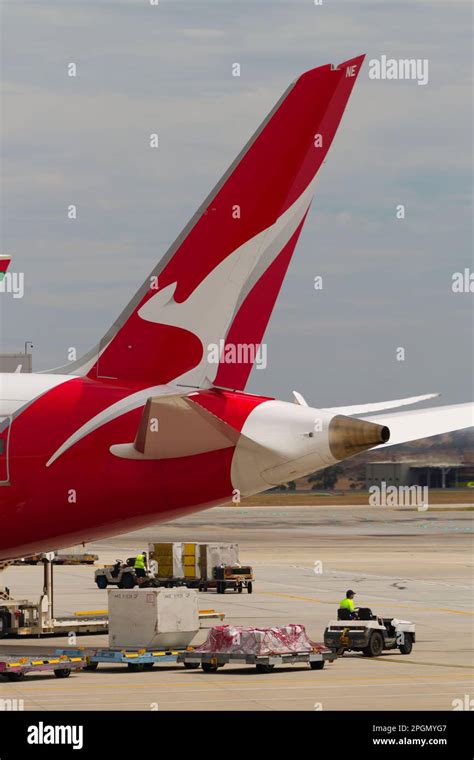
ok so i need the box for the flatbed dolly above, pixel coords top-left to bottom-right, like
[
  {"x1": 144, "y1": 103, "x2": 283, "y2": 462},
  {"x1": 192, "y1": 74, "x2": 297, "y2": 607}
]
[
  {"x1": 56, "y1": 646, "x2": 183, "y2": 672},
  {"x1": 177, "y1": 648, "x2": 336, "y2": 673},
  {"x1": 0, "y1": 654, "x2": 85, "y2": 681}
]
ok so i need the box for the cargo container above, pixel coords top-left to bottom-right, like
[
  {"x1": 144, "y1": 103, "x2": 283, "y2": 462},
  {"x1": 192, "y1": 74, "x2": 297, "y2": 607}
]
[
  {"x1": 108, "y1": 587, "x2": 199, "y2": 649},
  {"x1": 147, "y1": 542, "x2": 252, "y2": 593},
  {"x1": 149, "y1": 542, "x2": 239, "y2": 581}
]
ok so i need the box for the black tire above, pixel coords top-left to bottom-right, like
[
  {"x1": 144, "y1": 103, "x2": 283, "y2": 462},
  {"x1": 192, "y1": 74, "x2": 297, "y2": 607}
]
[
  {"x1": 310, "y1": 660, "x2": 325, "y2": 670},
  {"x1": 183, "y1": 662, "x2": 200, "y2": 669},
  {"x1": 143, "y1": 662, "x2": 154, "y2": 670},
  {"x1": 399, "y1": 633, "x2": 413, "y2": 655},
  {"x1": 363, "y1": 631, "x2": 384, "y2": 657},
  {"x1": 201, "y1": 662, "x2": 218, "y2": 673},
  {"x1": 256, "y1": 663, "x2": 274, "y2": 674},
  {"x1": 83, "y1": 661, "x2": 99, "y2": 671},
  {"x1": 122, "y1": 572, "x2": 135, "y2": 589},
  {"x1": 6, "y1": 672, "x2": 25, "y2": 681},
  {"x1": 96, "y1": 575, "x2": 107, "y2": 590},
  {"x1": 54, "y1": 668, "x2": 71, "y2": 678},
  {"x1": 127, "y1": 663, "x2": 144, "y2": 672},
  {"x1": 0, "y1": 610, "x2": 11, "y2": 639},
  {"x1": 247, "y1": 582, "x2": 253, "y2": 594}
]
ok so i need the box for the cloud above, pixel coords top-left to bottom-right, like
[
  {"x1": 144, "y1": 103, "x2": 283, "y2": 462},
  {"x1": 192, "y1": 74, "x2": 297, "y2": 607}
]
[{"x1": 1, "y1": 0, "x2": 472, "y2": 406}]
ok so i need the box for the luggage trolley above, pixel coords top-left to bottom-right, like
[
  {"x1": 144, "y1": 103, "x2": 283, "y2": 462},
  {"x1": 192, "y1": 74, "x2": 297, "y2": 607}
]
[
  {"x1": 0, "y1": 654, "x2": 85, "y2": 681},
  {"x1": 56, "y1": 646, "x2": 183, "y2": 672}
]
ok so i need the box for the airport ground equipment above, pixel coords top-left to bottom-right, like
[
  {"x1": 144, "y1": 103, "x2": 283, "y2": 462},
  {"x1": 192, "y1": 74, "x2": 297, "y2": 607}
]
[
  {"x1": 0, "y1": 653, "x2": 85, "y2": 680},
  {"x1": 56, "y1": 646, "x2": 182, "y2": 672},
  {"x1": 94, "y1": 558, "x2": 137, "y2": 589},
  {"x1": 182, "y1": 623, "x2": 334, "y2": 672},
  {"x1": 0, "y1": 554, "x2": 108, "y2": 637},
  {"x1": 324, "y1": 608, "x2": 416, "y2": 656},
  {"x1": 53, "y1": 642, "x2": 334, "y2": 674},
  {"x1": 95, "y1": 543, "x2": 254, "y2": 593},
  {"x1": 177, "y1": 647, "x2": 335, "y2": 673},
  {"x1": 95, "y1": 561, "x2": 254, "y2": 593},
  {"x1": 149, "y1": 542, "x2": 252, "y2": 592},
  {"x1": 55, "y1": 609, "x2": 226, "y2": 672},
  {"x1": 207, "y1": 564, "x2": 253, "y2": 594}
]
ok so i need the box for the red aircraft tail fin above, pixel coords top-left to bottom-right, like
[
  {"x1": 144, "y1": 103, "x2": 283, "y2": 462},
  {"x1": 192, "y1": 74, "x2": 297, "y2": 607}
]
[{"x1": 68, "y1": 56, "x2": 365, "y2": 388}]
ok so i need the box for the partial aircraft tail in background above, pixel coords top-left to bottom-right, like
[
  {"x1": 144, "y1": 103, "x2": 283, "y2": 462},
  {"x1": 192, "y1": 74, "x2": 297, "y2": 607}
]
[{"x1": 0, "y1": 255, "x2": 12, "y2": 282}]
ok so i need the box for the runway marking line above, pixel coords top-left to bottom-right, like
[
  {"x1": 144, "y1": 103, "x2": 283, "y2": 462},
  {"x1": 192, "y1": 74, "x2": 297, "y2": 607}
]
[
  {"x1": 366, "y1": 658, "x2": 474, "y2": 670},
  {"x1": 262, "y1": 591, "x2": 474, "y2": 615}
]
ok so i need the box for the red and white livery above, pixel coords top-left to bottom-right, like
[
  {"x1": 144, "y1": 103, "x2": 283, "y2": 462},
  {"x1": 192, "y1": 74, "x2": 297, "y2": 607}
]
[{"x1": 1, "y1": 56, "x2": 472, "y2": 560}]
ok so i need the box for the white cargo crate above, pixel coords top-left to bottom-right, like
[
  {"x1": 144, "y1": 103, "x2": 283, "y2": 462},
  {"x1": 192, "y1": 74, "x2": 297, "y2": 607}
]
[
  {"x1": 205, "y1": 543, "x2": 239, "y2": 571},
  {"x1": 108, "y1": 587, "x2": 199, "y2": 649}
]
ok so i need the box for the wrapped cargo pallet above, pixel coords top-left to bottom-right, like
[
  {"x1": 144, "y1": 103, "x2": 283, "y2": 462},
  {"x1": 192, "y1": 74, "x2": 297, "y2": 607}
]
[{"x1": 196, "y1": 624, "x2": 323, "y2": 656}]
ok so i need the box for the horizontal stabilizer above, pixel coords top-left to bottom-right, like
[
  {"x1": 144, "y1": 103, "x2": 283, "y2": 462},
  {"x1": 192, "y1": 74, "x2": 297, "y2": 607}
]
[
  {"x1": 325, "y1": 393, "x2": 439, "y2": 416},
  {"x1": 362, "y1": 402, "x2": 474, "y2": 448}
]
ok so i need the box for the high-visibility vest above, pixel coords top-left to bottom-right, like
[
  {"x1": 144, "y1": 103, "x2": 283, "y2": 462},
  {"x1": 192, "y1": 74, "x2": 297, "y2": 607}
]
[
  {"x1": 339, "y1": 597, "x2": 355, "y2": 612},
  {"x1": 134, "y1": 554, "x2": 145, "y2": 570}
]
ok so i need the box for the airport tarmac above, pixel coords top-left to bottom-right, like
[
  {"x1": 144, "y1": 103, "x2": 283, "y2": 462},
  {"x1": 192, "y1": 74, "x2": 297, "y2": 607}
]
[{"x1": 0, "y1": 505, "x2": 472, "y2": 711}]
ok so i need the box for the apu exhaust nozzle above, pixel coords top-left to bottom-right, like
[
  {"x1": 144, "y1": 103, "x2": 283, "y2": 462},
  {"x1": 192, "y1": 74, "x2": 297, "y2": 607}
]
[{"x1": 328, "y1": 415, "x2": 390, "y2": 460}]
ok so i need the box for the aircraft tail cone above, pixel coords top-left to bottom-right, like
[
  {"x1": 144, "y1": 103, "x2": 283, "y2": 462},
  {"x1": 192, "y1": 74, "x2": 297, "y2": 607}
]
[{"x1": 328, "y1": 415, "x2": 390, "y2": 460}]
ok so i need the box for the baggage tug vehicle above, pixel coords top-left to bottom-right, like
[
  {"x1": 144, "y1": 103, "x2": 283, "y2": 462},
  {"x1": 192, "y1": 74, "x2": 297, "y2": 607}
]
[{"x1": 324, "y1": 608, "x2": 416, "y2": 657}]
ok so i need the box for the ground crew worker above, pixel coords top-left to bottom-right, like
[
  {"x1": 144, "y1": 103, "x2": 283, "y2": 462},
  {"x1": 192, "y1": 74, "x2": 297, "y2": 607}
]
[
  {"x1": 339, "y1": 589, "x2": 356, "y2": 618},
  {"x1": 134, "y1": 551, "x2": 148, "y2": 582}
]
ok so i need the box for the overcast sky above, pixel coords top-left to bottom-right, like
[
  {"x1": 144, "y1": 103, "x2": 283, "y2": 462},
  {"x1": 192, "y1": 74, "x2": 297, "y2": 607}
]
[{"x1": 1, "y1": 0, "x2": 472, "y2": 408}]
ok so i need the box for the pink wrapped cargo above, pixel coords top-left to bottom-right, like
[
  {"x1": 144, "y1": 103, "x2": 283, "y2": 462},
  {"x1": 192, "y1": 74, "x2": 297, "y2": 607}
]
[
  {"x1": 196, "y1": 624, "x2": 327, "y2": 656},
  {"x1": 178, "y1": 623, "x2": 334, "y2": 671}
]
